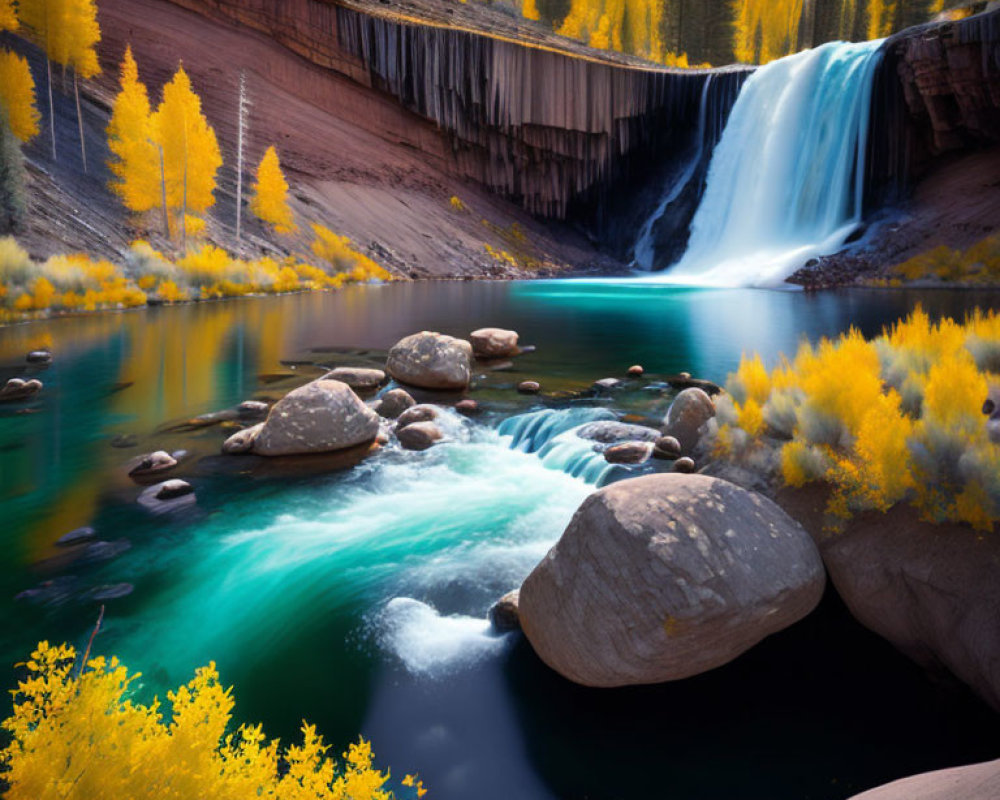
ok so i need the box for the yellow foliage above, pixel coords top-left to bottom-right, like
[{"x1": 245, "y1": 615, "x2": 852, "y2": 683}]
[
  {"x1": 521, "y1": 0, "x2": 540, "y2": 21},
  {"x1": 310, "y1": 224, "x2": 392, "y2": 282},
  {"x1": 732, "y1": 0, "x2": 804, "y2": 64},
  {"x1": 0, "y1": 0, "x2": 16, "y2": 31},
  {"x1": 724, "y1": 308, "x2": 1000, "y2": 530},
  {"x1": 891, "y1": 234, "x2": 1000, "y2": 285},
  {"x1": 20, "y1": 0, "x2": 100, "y2": 76},
  {"x1": 449, "y1": 195, "x2": 467, "y2": 212},
  {"x1": 0, "y1": 50, "x2": 40, "y2": 143},
  {"x1": 151, "y1": 65, "x2": 223, "y2": 224},
  {"x1": 107, "y1": 46, "x2": 161, "y2": 214},
  {"x1": 250, "y1": 145, "x2": 296, "y2": 234},
  {"x1": 1, "y1": 641, "x2": 413, "y2": 800}
]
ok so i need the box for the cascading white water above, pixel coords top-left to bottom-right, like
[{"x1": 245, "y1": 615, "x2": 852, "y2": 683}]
[{"x1": 646, "y1": 40, "x2": 883, "y2": 288}]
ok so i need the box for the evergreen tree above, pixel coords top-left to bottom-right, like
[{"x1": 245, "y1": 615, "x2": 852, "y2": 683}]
[
  {"x1": 151, "y1": 65, "x2": 222, "y2": 247},
  {"x1": 107, "y1": 46, "x2": 160, "y2": 214},
  {"x1": 0, "y1": 107, "x2": 27, "y2": 233},
  {"x1": 0, "y1": 50, "x2": 41, "y2": 143},
  {"x1": 250, "y1": 146, "x2": 295, "y2": 234}
]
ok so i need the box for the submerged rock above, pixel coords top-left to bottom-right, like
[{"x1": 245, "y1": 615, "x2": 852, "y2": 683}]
[
  {"x1": 55, "y1": 526, "x2": 97, "y2": 547},
  {"x1": 490, "y1": 589, "x2": 521, "y2": 632},
  {"x1": 470, "y1": 328, "x2": 519, "y2": 359},
  {"x1": 517, "y1": 381, "x2": 541, "y2": 394},
  {"x1": 25, "y1": 350, "x2": 52, "y2": 365},
  {"x1": 455, "y1": 398, "x2": 480, "y2": 415},
  {"x1": 0, "y1": 377, "x2": 42, "y2": 402},
  {"x1": 375, "y1": 388, "x2": 416, "y2": 419},
  {"x1": 663, "y1": 388, "x2": 716, "y2": 454},
  {"x1": 15, "y1": 576, "x2": 79, "y2": 606},
  {"x1": 255, "y1": 380, "x2": 379, "y2": 456},
  {"x1": 519, "y1": 474, "x2": 825, "y2": 687},
  {"x1": 576, "y1": 421, "x2": 660, "y2": 445},
  {"x1": 88, "y1": 583, "x2": 135, "y2": 602},
  {"x1": 397, "y1": 421, "x2": 443, "y2": 451},
  {"x1": 138, "y1": 480, "x2": 196, "y2": 513},
  {"x1": 386, "y1": 332, "x2": 472, "y2": 390},
  {"x1": 321, "y1": 367, "x2": 386, "y2": 391}
]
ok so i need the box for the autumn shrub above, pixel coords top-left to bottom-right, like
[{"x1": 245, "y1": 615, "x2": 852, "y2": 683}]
[
  {"x1": 0, "y1": 641, "x2": 426, "y2": 800},
  {"x1": 891, "y1": 234, "x2": 1000, "y2": 284},
  {"x1": 310, "y1": 224, "x2": 392, "y2": 283},
  {"x1": 714, "y1": 307, "x2": 1000, "y2": 530},
  {"x1": 0, "y1": 236, "x2": 31, "y2": 285}
]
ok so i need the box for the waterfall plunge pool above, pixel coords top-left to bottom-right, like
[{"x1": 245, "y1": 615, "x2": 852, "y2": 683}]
[{"x1": 0, "y1": 281, "x2": 998, "y2": 800}]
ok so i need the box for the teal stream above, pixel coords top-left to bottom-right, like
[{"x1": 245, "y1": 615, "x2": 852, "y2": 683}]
[{"x1": 0, "y1": 282, "x2": 998, "y2": 799}]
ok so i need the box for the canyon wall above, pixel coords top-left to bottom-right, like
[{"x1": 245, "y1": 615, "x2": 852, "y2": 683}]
[{"x1": 866, "y1": 8, "x2": 1000, "y2": 208}]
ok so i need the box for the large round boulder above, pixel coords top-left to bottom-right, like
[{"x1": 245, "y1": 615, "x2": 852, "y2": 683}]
[
  {"x1": 470, "y1": 328, "x2": 519, "y2": 359},
  {"x1": 386, "y1": 332, "x2": 472, "y2": 390},
  {"x1": 254, "y1": 380, "x2": 379, "y2": 457},
  {"x1": 663, "y1": 387, "x2": 716, "y2": 454},
  {"x1": 519, "y1": 474, "x2": 825, "y2": 687}
]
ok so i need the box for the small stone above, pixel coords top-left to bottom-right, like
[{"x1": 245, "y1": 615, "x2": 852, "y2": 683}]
[
  {"x1": 376, "y1": 388, "x2": 416, "y2": 419},
  {"x1": 517, "y1": 381, "x2": 541, "y2": 394},
  {"x1": 628, "y1": 365, "x2": 644, "y2": 376},
  {"x1": 155, "y1": 479, "x2": 194, "y2": 500},
  {"x1": 26, "y1": 350, "x2": 52, "y2": 365},
  {"x1": 127, "y1": 450, "x2": 177, "y2": 478},
  {"x1": 455, "y1": 399, "x2": 480, "y2": 415},
  {"x1": 674, "y1": 456, "x2": 696, "y2": 473},
  {"x1": 518, "y1": 345, "x2": 537, "y2": 356},
  {"x1": 593, "y1": 378, "x2": 622, "y2": 392},
  {"x1": 222, "y1": 423, "x2": 263, "y2": 454},
  {"x1": 652, "y1": 436, "x2": 682, "y2": 460},
  {"x1": 397, "y1": 421, "x2": 443, "y2": 451},
  {"x1": 397, "y1": 404, "x2": 439, "y2": 430},
  {"x1": 604, "y1": 442, "x2": 653, "y2": 464},
  {"x1": 489, "y1": 589, "x2": 521, "y2": 632},
  {"x1": 110, "y1": 434, "x2": 138, "y2": 448},
  {"x1": 56, "y1": 526, "x2": 97, "y2": 547},
  {"x1": 0, "y1": 377, "x2": 42, "y2": 401},
  {"x1": 470, "y1": 328, "x2": 520, "y2": 359}
]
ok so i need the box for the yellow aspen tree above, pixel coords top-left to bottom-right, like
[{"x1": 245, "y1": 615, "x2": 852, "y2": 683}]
[
  {"x1": 62, "y1": 0, "x2": 100, "y2": 173},
  {"x1": 0, "y1": 51, "x2": 41, "y2": 142},
  {"x1": 0, "y1": 0, "x2": 18, "y2": 31},
  {"x1": 521, "y1": 0, "x2": 540, "y2": 22},
  {"x1": 151, "y1": 65, "x2": 222, "y2": 249},
  {"x1": 250, "y1": 145, "x2": 295, "y2": 234},
  {"x1": 107, "y1": 46, "x2": 160, "y2": 216}
]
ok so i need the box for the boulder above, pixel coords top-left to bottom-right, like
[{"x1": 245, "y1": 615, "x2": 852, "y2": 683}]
[
  {"x1": 321, "y1": 367, "x2": 386, "y2": 391},
  {"x1": 375, "y1": 388, "x2": 416, "y2": 419},
  {"x1": 517, "y1": 381, "x2": 541, "y2": 394},
  {"x1": 222, "y1": 423, "x2": 263, "y2": 454},
  {"x1": 470, "y1": 328, "x2": 519, "y2": 359},
  {"x1": 849, "y1": 759, "x2": 1000, "y2": 800},
  {"x1": 519, "y1": 474, "x2": 825, "y2": 687},
  {"x1": 489, "y1": 589, "x2": 521, "y2": 632},
  {"x1": 663, "y1": 388, "x2": 716, "y2": 454},
  {"x1": 576, "y1": 421, "x2": 661, "y2": 445},
  {"x1": 127, "y1": 450, "x2": 177, "y2": 479},
  {"x1": 604, "y1": 441, "x2": 653, "y2": 464},
  {"x1": 254, "y1": 380, "x2": 379, "y2": 457},
  {"x1": 397, "y1": 421, "x2": 443, "y2": 451},
  {"x1": 780, "y1": 489, "x2": 1000, "y2": 712},
  {"x1": 652, "y1": 435, "x2": 682, "y2": 460},
  {"x1": 396, "y1": 404, "x2": 439, "y2": 430},
  {"x1": 386, "y1": 332, "x2": 472, "y2": 390}
]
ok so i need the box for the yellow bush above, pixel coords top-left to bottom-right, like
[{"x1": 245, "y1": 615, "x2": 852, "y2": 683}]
[
  {"x1": 1, "y1": 641, "x2": 424, "y2": 800},
  {"x1": 310, "y1": 224, "x2": 392, "y2": 283},
  {"x1": 891, "y1": 234, "x2": 1000, "y2": 284},
  {"x1": 723, "y1": 308, "x2": 1000, "y2": 530}
]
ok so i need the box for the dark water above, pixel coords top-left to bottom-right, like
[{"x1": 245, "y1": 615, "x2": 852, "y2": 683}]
[{"x1": 0, "y1": 282, "x2": 997, "y2": 800}]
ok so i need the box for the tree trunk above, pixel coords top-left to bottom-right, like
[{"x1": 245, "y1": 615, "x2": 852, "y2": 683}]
[
  {"x1": 157, "y1": 142, "x2": 168, "y2": 237},
  {"x1": 73, "y1": 71, "x2": 87, "y2": 173},
  {"x1": 46, "y1": 58, "x2": 56, "y2": 161},
  {"x1": 235, "y1": 71, "x2": 246, "y2": 247}
]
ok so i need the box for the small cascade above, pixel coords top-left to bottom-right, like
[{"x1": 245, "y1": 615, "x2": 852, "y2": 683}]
[
  {"x1": 498, "y1": 408, "x2": 618, "y2": 485},
  {"x1": 649, "y1": 40, "x2": 884, "y2": 288}
]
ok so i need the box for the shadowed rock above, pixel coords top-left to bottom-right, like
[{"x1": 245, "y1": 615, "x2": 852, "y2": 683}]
[
  {"x1": 375, "y1": 388, "x2": 417, "y2": 419},
  {"x1": 849, "y1": 758, "x2": 1000, "y2": 800},
  {"x1": 490, "y1": 589, "x2": 521, "y2": 632},
  {"x1": 520, "y1": 474, "x2": 825, "y2": 687},
  {"x1": 396, "y1": 404, "x2": 439, "y2": 430},
  {"x1": 222, "y1": 423, "x2": 263, "y2": 454},
  {"x1": 663, "y1": 387, "x2": 716, "y2": 454},
  {"x1": 398, "y1": 421, "x2": 443, "y2": 451}
]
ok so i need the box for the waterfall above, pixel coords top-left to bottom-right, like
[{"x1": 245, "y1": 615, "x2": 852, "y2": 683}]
[
  {"x1": 649, "y1": 40, "x2": 883, "y2": 288},
  {"x1": 632, "y1": 76, "x2": 714, "y2": 270}
]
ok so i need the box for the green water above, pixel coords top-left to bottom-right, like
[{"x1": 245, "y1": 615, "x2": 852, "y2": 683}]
[{"x1": 0, "y1": 282, "x2": 997, "y2": 799}]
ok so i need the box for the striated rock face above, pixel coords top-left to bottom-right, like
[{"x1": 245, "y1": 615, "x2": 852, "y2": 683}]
[
  {"x1": 519, "y1": 474, "x2": 825, "y2": 687},
  {"x1": 867, "y1": 9, "x2": 1000, "y2": 206},
  {"x1": 162, "y1": 0, "x2": 749, "y2": 223}
]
